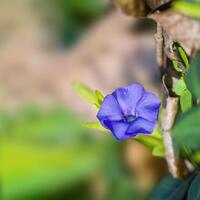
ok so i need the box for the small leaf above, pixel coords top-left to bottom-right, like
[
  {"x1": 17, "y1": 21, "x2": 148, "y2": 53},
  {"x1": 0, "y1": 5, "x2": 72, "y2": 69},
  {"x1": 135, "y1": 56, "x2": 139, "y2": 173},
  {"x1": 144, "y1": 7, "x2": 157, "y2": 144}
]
[
  {"x1": 135, "y1": 133, "x2": 165, "y2": 158},
  {"x1": 73, "y1": 81, "x2": 104, "y2": 109},
  {"x1": 174, "y1": 78, "x2": 187, "y2": 96},
  {"x1": 178, "y1": 46, "x2": 190, "y2": 70},
  {"x1": 83, "y1": 121, "x2": 107, "y2": 132},
  {"x1": 95, "y1": 90, "x2": 104, "y2": 107},
  {"x1": 173, "y1": 78, "x2": 192, "y2": 112},
  {"x1": 73, "y1": 81, "x2": 96, "y2": 103},
  {"x1": 186, "y1": 53, "x2": 200, "y2": 99},
  {"x1": 172, "y1": 60, "x2": 183, "y2": 72},
  {"x1": 180, "y1": 89, "x2": 192, "y2": 112}
]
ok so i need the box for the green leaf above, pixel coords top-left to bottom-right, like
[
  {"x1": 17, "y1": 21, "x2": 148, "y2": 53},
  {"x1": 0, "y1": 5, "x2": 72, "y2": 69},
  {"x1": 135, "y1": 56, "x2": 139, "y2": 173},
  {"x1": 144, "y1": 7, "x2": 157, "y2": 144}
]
[
  {"x1": 173, "y1": 105, "x2": 200, "y2": 151},
  {"x1": 172, "y1": 60, "x2": 183, "y2": 72},
  {"x1": 178, "y1": 46, "x2": 190, "y2": 70},
  {"x1": 152, "y1": 145, "x2": 165, "y2": 157},
  {"x1": 186, "y1": 53, "x2": 200, "y2": 99},
  {"x1": 187, "y1": 174, "x2": 200, "y2": 200},
  {"x1": 172, "y1": 44, "x2": 189, "y2": 73},
  {"x1": 135, "y1": 131, "x2": 165, "y2": 158},
  {"x1": 95, "y1": 90, "x2": 104, "y2": 107},
  {"x1": 83, "y1": 121, "x2": 107, "y2": 132},
  {"x1": 73, "y1": 81, "x2": 104, "y2": 109},
  {"x1": 180, "y1": 89, "x2": 192, "y2": 112},
  {"x1": 149, "y1": 173, "x2": 197, "y2": 200},
  {"x1": 173, "y1": 2, "x2": 200, "y2": 19},
  {"x1": 173, "y1": 79, "x2": 192, "y2": 112},
  {"x1": 73, "y1": 81, "x2": 96, "y2": 103},
  {"x1": 174, "y1": 78, "x2": 187, "y2": 96}
]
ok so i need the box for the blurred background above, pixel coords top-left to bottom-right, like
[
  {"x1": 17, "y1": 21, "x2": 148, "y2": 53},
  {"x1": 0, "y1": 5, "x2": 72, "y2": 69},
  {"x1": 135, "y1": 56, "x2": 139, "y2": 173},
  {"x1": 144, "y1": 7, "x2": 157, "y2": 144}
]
[{"x1": 0, "y1": 0, "x2": 168, "y2": 199}]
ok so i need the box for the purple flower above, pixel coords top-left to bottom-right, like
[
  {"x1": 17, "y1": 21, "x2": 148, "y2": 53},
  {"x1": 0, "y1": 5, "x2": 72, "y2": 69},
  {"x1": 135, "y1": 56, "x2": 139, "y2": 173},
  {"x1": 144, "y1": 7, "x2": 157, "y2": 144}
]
[{"x1": 97, "y1": 83, "x2": 160, "y2": 140}]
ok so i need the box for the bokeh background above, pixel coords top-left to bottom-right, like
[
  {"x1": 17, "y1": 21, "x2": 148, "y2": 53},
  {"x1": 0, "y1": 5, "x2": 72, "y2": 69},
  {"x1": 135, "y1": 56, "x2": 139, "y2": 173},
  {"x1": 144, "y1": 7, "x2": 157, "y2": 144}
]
[{"x1": 0, "y1": 0, "x2": 168, "y2": 199}]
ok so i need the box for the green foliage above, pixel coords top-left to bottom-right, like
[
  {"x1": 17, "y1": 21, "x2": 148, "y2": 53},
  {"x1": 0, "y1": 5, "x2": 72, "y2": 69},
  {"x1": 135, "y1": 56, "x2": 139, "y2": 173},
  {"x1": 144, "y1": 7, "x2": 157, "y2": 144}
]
[
  {"x1": 186, "y1": 52, "x2": 200, "y2": 99},
  {"x1": 178, "y1": 46, "x2": 190, "y2": 69},
  {"x1": 149, "y1": 173, "x2": 197, "y2": 200},
  {"x1": 135, "y1": 131, "x2": 165, "y2": 157},
  {"x1": 73, "y1": 81, "x2": 104, "y2": 109},
  {"x1": 172, "y1": 45, "x2": 190, "y2": 73},
  {"x1": 173, "y1": 106, "x2": 200, "y2": 151},
  {"x1": 1, "y1": 107, "x2": 103, "y2": 199},
  {"x1": 173, "y1": 78, "x2": 192, "y2": 112},
  {"x1": 173, "y1": 1, "x2": 200, "y2": 19},
  {"x1": 95, "y1": 90, "x2": 104, "y2": 106},
  {"x1": 171, "y1": 45, "x2": 193, "y2": 112},
  {"x1": 180, "y1": 89, "x2": 192, "y2": 112},
  {"x1": 174, "y1": 78, "x2": 187, "y2": 96},
  {"x1": 187, "y1": 174, "x2": 200, "y2": 200},
  {"x1": 1, "y1": 106, "x2": 142, "y2": 200},
  {"x1": 85, "y1": 117, "x2": 165, "y2": 157},
  {"x1": 83, "y1": 121, "x2": 107, "y2": 132}
]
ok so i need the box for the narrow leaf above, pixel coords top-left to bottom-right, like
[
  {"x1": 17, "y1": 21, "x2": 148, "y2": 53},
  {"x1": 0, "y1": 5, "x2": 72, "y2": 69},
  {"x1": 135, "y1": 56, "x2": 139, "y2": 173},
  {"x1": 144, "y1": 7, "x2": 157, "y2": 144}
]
[
  {"x1": 186, "y1": 53, "x2": 200, "y2": 99},
  {"x1": 83, "y1": 121, "x2": 107, "y2": 132},
  {"x1": 178, "y1": 46, "x2": 190, "y2": 70},
  {"x1": 95, "y1": 90, "x2": 104, "y2": 107},
  {"x1": 73, "y1": 81, "x2": 96, "y2": 103}
]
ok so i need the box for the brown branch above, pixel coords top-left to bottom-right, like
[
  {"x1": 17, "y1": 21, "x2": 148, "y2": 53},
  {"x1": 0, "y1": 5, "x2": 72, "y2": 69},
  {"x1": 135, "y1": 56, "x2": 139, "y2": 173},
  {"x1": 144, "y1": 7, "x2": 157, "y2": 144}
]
[
  {"x1": 155, "y1": 25, "x2": 184, "y2": 178},
  {"x1": 161, "y1": 97, "x2": 180, "y2": 178},
  {"x1": 155, "y1": 21, "x2": 163, "y2": 66}
]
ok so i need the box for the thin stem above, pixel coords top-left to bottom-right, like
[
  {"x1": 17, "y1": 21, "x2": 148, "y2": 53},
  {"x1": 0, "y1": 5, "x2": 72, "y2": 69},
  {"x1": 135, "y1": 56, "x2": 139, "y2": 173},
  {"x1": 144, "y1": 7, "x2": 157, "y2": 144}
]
[
  {"x1": 161, "y1": 97, "x2": 180, "y2": 178},
  {"x1": 155, "y1": 22, "x2": 163, "y2": 66},
  {"x1": 155, "y1": 24, "x2": 184, "y2": 178}
]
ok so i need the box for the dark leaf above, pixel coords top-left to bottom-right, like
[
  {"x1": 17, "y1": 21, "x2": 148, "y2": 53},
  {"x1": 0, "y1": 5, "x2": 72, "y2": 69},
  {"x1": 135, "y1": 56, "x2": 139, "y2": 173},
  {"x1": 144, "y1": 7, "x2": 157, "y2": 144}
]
[
  {"x1": 173, "y1": 106, "x2": 200, "y2": 151},
  {"x1": 186, "y1": 52, "x2": 200, "y2": 99},
  {"x1": 149, "y1": 173, "x2": 197, "y2": 200},
  {"x1": 187, "y1": 174, "x2": 200, "y2": 200}
]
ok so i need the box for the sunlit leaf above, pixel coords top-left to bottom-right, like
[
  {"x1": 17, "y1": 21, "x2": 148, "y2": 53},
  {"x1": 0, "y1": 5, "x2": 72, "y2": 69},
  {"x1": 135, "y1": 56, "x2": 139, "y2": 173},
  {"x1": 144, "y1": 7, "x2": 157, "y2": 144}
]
[
  {"x1": 73, "y1": 81, "x2": 104, "y2": 109},
  {"x1": 173, "y1": 1, "x2": 200, "y2": 19},
  {"x1": 180, "y1": 89, "x2": 192, "y2": 112},
  {"x1": 178, "y1": 46, "x2": 190, "y2": 70},
  {"x1": 95, "y1": 90, "x2": 104, "y2": 106},
  {"x1": 135, "y1": 128, "x2": 165, "y2": 158},
  {"x1": 174, "y1": 78, "x2": 187, "y2": 96},
  {"x1": 83, "y1": 121, "x2": 107, "y2": 132}
]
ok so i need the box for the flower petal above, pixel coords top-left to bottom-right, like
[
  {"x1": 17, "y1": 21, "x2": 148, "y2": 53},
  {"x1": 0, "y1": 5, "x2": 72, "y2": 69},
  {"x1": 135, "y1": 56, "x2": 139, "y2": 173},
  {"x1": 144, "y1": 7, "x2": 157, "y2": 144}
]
[
  {"x1": 113, "y1": 83, "x2": 144, "y2": 114},
  {"x1": 126, "y1": 117, "x2": 155, "y2": 136},
  {"x1": 136, "y1": 92, "x2": 160, "y2": 122},
  {"x1": 104, "y1": 120, "x2": 130, "y2": 140},
  {"x1": 97, "y1": 94, "x2": 123, "y2": 128}
]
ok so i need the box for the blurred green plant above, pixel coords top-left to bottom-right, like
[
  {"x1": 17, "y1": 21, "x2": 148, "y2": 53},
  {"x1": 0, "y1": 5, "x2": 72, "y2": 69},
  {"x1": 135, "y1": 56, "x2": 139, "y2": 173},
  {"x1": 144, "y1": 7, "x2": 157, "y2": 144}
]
[
  {"x1": 173, "y1": 0, "x2": 200, "y2": 19},
  {"x1": 0, "y1": 106, "x2": 141, "y2": 200}
]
